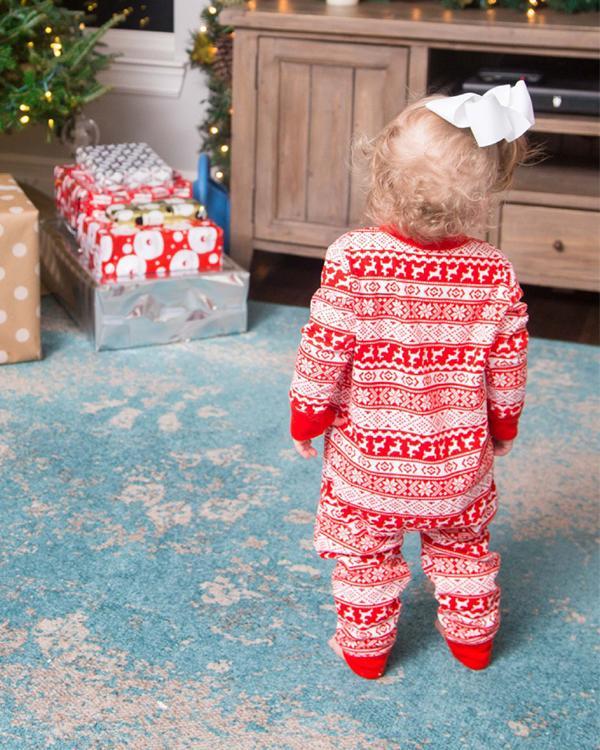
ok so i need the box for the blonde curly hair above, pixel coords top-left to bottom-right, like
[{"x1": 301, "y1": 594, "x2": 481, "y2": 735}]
[{"x1": 360, "y1": 95, "x2": 530, "y2": 244}]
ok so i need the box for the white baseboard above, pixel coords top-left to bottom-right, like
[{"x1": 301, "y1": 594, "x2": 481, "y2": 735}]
[
  {"x1": 99, "y1": 57, "x2": 187, "y2": 99},
  {"x1": 97, "y1": 29, "x2": 187, "y2": 98}
]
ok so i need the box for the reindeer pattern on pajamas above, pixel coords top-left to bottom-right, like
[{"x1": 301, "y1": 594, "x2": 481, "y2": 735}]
[{"x1": 289, "y1": 227, "x2": 528, "y2": 657}]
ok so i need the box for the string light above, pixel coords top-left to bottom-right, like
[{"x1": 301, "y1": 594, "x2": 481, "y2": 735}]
[
  {"x1": 190, "y1": 3, "x2": 233, "y2": 180},
  {"x1": 48, "y1": 118, "x2": 55, "y2": 129},
  {"x1": 19, "y1": 104, "x2": 30, "y2": 112},
  {"x1": 50, "y1": 40, "x2": 63, "y2": 57},
  {"x1": 45, "y1": 90, "x2": 53, "y2": 101},
  {"x1": 525, "y1": 0, "x2": 546, "y2": 12},
  {"x1": 79, "y1": 22, "x2": 86, "y2": 30},
  {"x1": 19, "y1": 115, "x2": 30, "y2": 125},
  {"x1": 26, "y1": 40, "x2": 34, "y2": 48},
  {"x1": 44, "y1": 26, "x2": 52, "y2": 34}
]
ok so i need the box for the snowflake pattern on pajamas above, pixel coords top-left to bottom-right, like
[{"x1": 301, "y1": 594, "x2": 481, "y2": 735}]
[{"x1": 290, "y1": 227, "x2": 528, "y2": 654}]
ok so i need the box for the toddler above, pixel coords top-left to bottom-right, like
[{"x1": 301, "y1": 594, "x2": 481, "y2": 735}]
[{"x1": 289, "y1": 83, "x2": 533, "y2": 679}]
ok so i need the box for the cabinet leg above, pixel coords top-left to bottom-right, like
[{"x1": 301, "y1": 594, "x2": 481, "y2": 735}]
[{"x1": 230, "y1": 237, "x2": 254, "y2": 271}]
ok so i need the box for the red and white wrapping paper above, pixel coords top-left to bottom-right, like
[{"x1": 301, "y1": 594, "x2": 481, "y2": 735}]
[
  {"x1": 80, "y1": 216, "x2": 223, "y2": 283},
  {"x1": 55, "y1": 165, "x2": 193, "y2": 229}
]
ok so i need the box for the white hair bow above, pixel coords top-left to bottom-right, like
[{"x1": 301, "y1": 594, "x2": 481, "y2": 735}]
[{"x1": 425, "y1": 80, "x2": 535, "y2": 148}]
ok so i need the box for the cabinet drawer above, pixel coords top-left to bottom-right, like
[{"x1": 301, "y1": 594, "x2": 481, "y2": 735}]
[{"x1": 500, "y1": 204, "x2": 600, "y2": 291}]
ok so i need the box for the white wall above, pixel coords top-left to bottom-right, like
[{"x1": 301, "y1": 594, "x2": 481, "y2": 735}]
[{"x1": 0, "y1": 0, "x2": 209, "y2": 196}]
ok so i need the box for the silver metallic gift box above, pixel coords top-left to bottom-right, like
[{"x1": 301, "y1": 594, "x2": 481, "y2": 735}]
[{"x1": 40, "y1": 219, "x2": 249, "y2": 351}]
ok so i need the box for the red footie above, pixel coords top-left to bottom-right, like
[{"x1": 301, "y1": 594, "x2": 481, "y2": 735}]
[
  {"x1": 342, "y1": 650, "x2": 389, "y2": 680},
  {"x1": 446, "y1": 638, "x2": 493, "y2": 671}
]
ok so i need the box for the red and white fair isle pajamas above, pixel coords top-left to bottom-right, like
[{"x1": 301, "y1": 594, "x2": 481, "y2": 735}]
[{"x1": 289, "y1": 227, "x2": 528, "y2": 670}]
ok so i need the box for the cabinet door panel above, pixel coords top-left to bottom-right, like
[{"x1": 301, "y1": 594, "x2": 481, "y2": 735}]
[
  {"x1": 350, "y1": 67, "x2": 387, "y2": 225},
  {"x1": 277, "y1": 62, "x2": 311, "y2": 222},
  {"x1": 306, "y1": 65, "x2": 354, "y2": 225},
  {"x1": 255, "y1": 37, "x2": 408, "y2": 249}
]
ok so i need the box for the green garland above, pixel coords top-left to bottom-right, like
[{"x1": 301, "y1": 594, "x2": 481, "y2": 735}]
[
  {"x1": 189, "y1": 0, "x2": 238, "y2": 187},
  {"x1": 0, "y1": 0, "x2": 122, "y2": 137},
  {"x1": 444, "y1": 0, "x2": 598, "y2": 11}
]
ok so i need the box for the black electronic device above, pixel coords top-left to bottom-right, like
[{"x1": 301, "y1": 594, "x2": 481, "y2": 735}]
[
  {"x1": 461, "y1": 69, "x2": 599, "y2": 117},
  {"x1": 477, "y1": 68, "x2": 545, "y2": 85}
]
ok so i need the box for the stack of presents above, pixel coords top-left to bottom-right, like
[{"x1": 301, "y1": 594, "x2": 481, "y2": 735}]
[{"x1": 0, "y1": 143, "x2": 248, "y2": 364}]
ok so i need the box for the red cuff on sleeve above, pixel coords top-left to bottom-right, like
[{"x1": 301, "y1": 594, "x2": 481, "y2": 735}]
[
  {"x1": 290, "y1": 405, "x2": 336, "y2": 441},
  {"x1": 489, "y1": 416, "x2": 519, "y2": 441}
]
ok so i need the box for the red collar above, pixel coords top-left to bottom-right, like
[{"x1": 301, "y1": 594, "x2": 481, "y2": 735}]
[{"x1": 381, "y1": 225, "x2": 469, "y2": 251}]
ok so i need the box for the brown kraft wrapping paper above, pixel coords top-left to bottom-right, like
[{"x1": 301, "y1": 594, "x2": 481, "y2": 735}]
[{"x1": 0, "y1": 174, "x2": 41, "y2": 365}]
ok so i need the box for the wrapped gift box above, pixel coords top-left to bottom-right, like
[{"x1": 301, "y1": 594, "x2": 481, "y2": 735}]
[
  {"x1": 55, "y1": 164, "x2": 192, "y2": 229},
  {"x1": 40, "y1": 220, "x2": 248, "y2": 352},
  {"x1": 75, "y1": 142, "x2": 174, "y2": 190},
  {"x1": 79, "y1": 212, "x2": 223, "y2": 283},
  {"x1": 0, "y1": 174, "x2": 41, "y2": 365}
]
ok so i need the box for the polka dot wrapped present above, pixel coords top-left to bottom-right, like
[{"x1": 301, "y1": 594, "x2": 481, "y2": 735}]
[
  {"x1": 40, "y1": 220, "x2": 248, "y2": 352},
  {"x1": 79, "y1": 209, "x2": 223, "y2": 283},
  {"x1": 0, "y1": 174, "x2": 41, "y2": 365}
]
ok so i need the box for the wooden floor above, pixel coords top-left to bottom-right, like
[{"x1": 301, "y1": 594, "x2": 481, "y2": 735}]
[{"x1": 249, "y1": 250, "x2": 599, "y2": 345}]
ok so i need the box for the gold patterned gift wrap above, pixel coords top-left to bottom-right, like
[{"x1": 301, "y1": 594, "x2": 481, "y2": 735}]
[{"x1": 0, "y1": 174, "x2": 41, "y2": 365}]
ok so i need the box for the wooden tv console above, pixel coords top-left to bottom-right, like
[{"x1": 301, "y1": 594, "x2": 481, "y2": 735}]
[{"x1": 222, "y1": 0, "x2": 599, "y2": 291}]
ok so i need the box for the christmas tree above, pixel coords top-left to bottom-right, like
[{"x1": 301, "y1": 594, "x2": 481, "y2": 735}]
[
  {"x1": 189, "y1": 0, "x2": 235, "y2": 186},
  {"x1": 0, "y1": 0, "x2": 122, "y2": 137}
]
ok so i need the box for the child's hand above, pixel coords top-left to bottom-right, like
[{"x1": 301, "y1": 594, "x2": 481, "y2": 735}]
[
  {"x1": 493, "y1": 439, "x2": 513, "y2": 457},
  {"x1": 293, "y1": 439, "x2": 318, "y2": 459},
  {"x1": 291, "y1": 413, "x2": 347, "y2": 459}
]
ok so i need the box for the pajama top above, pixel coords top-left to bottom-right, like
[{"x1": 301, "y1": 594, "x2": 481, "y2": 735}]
[{"x1": 289, "y1": 227, "x2": 528, "y2": 528}]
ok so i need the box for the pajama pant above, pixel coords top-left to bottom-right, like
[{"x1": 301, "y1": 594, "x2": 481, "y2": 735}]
[{"x1": 314, "y1": 483, "x2": 501, "y2": 658}]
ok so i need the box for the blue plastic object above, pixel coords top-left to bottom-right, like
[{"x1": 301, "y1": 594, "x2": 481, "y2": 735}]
[{"x1": 193, "y1": 153, "x2": 230, "y2": 252}]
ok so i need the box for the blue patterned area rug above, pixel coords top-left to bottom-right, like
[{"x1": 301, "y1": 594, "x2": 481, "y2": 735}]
[{"x1": 0, "y1": 296, "x2": 598, "y2": 750}]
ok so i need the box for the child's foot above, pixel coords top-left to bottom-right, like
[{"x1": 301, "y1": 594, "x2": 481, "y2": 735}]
[
  {"x1": 328, "y1": 636, "x2": 389, "y2": 680},
  {"x1": 328, "y1": 635, "x2": 345, "y2": 660},
  {"x1": 435, "y1": 621, "x2": 493, "y2": 671},
  {"x1": 446, "y1": 638, "x2": 493, "y2": 670}
]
